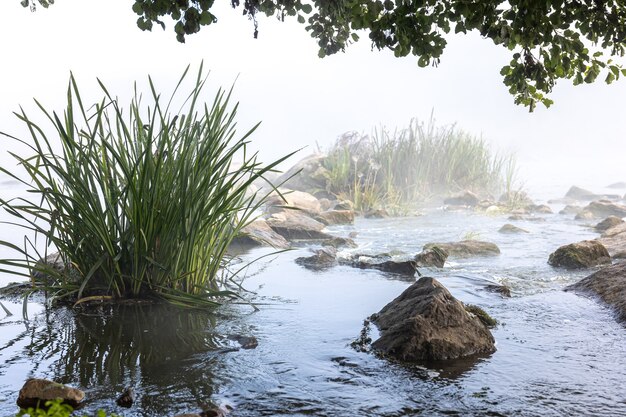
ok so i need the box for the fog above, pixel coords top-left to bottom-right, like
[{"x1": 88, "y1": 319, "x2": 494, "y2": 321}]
[{"x1": 1, "y1": 0, "x2": 625, "y2": 197}]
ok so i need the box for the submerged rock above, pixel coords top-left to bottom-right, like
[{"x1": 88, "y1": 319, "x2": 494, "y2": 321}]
[
  {"x1": 414, "y1": 247, "x2": 448, "y2": 268},
  {"x1": 266, "y1": 211, "x2": 332, "y2": 240},
  {"x1": 595, "y1": 216, "x2": 625, "y2": 232},
  {"x1": 322, "y1": 236, "x2": 358, "y2": 249},
  {"x1": 498, "y1": 223, "x2": 529, "y2": 234},
  {"x1": 548, "y1": 240, "x2": 611, "y2": 269},
  {"x1": 364, "y1": 209, "x2": 389, "y2": 219},
  {"x1": 582, "y1": 200, "x2": 626, "y2": 218},
  {"x1": 423, "y1": 241, "x2": 500, "y2": 258},
  {"x1": 566, "y1": 262, "x2": 626, "y2": 323},
  {"x1": 370, "y1": 277, "x2": 496, "y2": 362},
  {"x1": 227, "y1": 334, "x2": 259, "y2": 350},
  {"x1": 346, "y1": 256, "x2": 418, "y2": 276},
  {"x1": 231, "y1": 219, "x2": 290, "y2": 249},
  {"x1": 17, "y1": 378, "x2": 85, "y2": 409},
  {"x1": 443, "y1": 191, "x2": 480, "y2": 207},
  {"x1": 528, "y1": 204, "x2": 553, "y2": 214},
  {"x1": 333, "y1": 200, "x2": 354, "y2": 211},
  {"x1": 116, "y1": 387, "x2": 135, "y2": 408},
  {"x1": 295, "y1": 247, "x2": 338, "y2": 269},
  {"x1": 315, "y1": 209, "x2": 355, "y2": 225},
  {"x1": 559, "y1": 205, "x2": 583, "y2": 215}
]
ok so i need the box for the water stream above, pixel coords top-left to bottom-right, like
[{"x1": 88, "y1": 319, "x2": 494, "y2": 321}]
[{"x1": 1, "y1": 180, "x2": 626, "y2": 416}]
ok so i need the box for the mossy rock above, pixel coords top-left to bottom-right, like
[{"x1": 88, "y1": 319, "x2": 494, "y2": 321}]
[
  {"x1": 464, "y1": 304, "x2": 497, "y2": 328},
  {"x1": 548, "y1": 240, "x2": 611, "y2": 269}
]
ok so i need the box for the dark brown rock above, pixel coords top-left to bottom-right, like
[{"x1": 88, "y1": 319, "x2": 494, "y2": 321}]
[
  {"x1": 595, "y1": 216, "x2": 625, "y2": 232},
  {"x1": 371, "y1": 277, "x2": 496, "y2": 362},
  {"x1": 116, "y1": 387, "x2": 135, "y2": 408},
  {"x1": 17, "y1": 378, "x2": 85, "y2": 409},
  {"x1": 423, "y1": 241, "x2": 500, "y2": 258},
  {"x1": 346, "y1": 257, "x2": 418, "y2": 275},
  {"x1": 315, "y1": 210, "x2": 355, "y2": 225},
  {"x1": 295, "y1": 247, "x2": 338, "y2": 269},
  {"x1": 444, "y1": 191, "x2": 480, "y2": 207},
  {"x1": 498, "y1": 224, "x2": 529, "y2": 234},
  {"x1": 566, "y1": 261, "x2": 626, "y2": 322},
  {"x1": 414, "y1": 247, "x2": 448, "y2": 268},
  {"x1": 333, "y1": 200, "x2": 354, "y2": 211},
  {"x1": 548, "y1": 240, "x2": 612, "y2": 269}
]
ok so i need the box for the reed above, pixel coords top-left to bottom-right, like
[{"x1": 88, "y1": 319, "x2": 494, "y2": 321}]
[{"x1": 0, "y1": 64, "x2": 291, "y2": 308}]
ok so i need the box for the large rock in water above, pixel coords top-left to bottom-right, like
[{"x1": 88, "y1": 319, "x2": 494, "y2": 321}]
[
  {"x1": 315, "y1": 209, "x2": 355, "y2": 225},
  {"x1": 17, "y1": 378, "x2": 85, "y2": 409},
  {"x1": 231, "y1": 219, "x2": 290, "y2": 249},
  {"x1": 598, "y1": 223, "x2": 626, "y2": 257},
  {"x1": 565, "y1": 185, "x2": 601, "y2": 201},
  {"x1": 595, "y1": 216, "x2": 625, "y2": 232},
  {"x1": 548, "y1": 240, "x2": 611, "y2": 269},
  {"x1": 414, "y1": 247, "x2": 448, "y2": 267},
  {"x1": 371, "y1": 277, "x2": 496, "y2": 362},
  {"x1": 566, "y1": 262, "x2": 626, "y2": 323},
  {"x1": 266, "y1": 211, "x2": 332, "y2": 240},
  {"x1": 423, "y1": 241, "x2": 500, "y2": 258},
  {"x1": 582, "y1": 200, "x2": 626, "y2": 218}
]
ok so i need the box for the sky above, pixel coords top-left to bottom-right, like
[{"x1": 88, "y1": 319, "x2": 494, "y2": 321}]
[{"x1": 1, "y1": 0, "x2": 625, "y2": 196}]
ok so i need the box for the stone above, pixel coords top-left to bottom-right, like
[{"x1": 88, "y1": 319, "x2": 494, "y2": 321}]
[
  {"x1": 116, "y1": 387, "x2": 134, "y2": 408},
  {"x1": 333, "y1": 200, "x2": 354, "y2": 211},
  {"x1": 485, "y1": 284, "x2": 512, "y2": 297},
  {"x1": 559, "y1": 205, "x2": 582, "y2": 215},
  {"x1": 17, "y1": 378, "x2": 85, "y2": 409},
  {"x1": 364, "y1": 209, "x2": 389, "y2": 219},
  {"x1": 414, "y1": 247, "x2": 448, "y2": 268},
  {"x1": 266, "y1": 211, "x2": 332, "y2": 240},
  {"x1": 565, "y1": 185, "x2": 601, "y2": 201},
  {"x1": 322, "y1": 237, "x2": 358, "y2": 249},
  {"x1": 227, "y1": 334, "x2": 259, "y2": 349},
  {"x1": 273, "y1": 154, "x2": 329, "y2": 195},
  {"x1": 548, "y1": 240, "x2": 612, "y2": 269},
  {"x1": 295, "y1": 247, "x2": 338, "y2": 269},
  {"x1": 315, "y1": 210, "x2": 355, "y2": 225},
  {"x1": 529, "y1": 204, "x2": 553, "y2": 214},
  {"x1": 266, "y1": 189, "x2": 322, "y2": 216},
  {"x1": 231, "y1": 219, "x2": 290, "y2": 249},
  {"x1": 371, "y1": 277, "x2": 496, "y2": 362},
  {"x1": 345, "y1": 256, "x2": 418, "y2": 275},
  {"x1": 443, "y1": 191, "x2": 480, "y2": 207},
  {"x1": 575, "y1": 211, "x2": 595, "y2": 220},
  {"x1": 566, "y1": 262, "x2": 626, "y2": 323},
  {"x1": 607, "y1": 182, "x2": 626, "y2": 189},
  {"x1": 595, "y1": 216, "x2": 625, "y2": 232},
  {"x1": 318, "y1": 198, "x2": 333, "y2": 211},
  {"x1": 423, "y1": 241, "x2": 500, "y2": 258},
  {"x1": 598, "y1": 223, "x2": 626, "y2": 257},
  {"x1": 498, "y1": 223, "x2": 529, "y2": 234},
  {"x1": 582, "y1": 200, "x2": 626, "y2": 218}
]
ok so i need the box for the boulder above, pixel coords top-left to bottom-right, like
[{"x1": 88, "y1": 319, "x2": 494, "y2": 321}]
[
  {"x1": 582, "y1": 200, "x2": 626, "y2": 218},
  {"x1": 528, "y1": 204, "x2": 553, "y2": 214},
  {"x1": 17, "y1": 378, "x2": 85, "y2": 409},
  {"x1": 364, "y1": 209, "x2": 389, "y2": 219},
  {"x1": 598, "y1": 223, "x2": 626, "y2": 257},
  {"x1": 333, "y1": 200, "x2": 354, "y2": 211},
  {"x1": 266, "y1": 189, "x2": 322, "y2": 216},
  {"x1": 565, "y1": 186, "x2": 599, "y2": 201},
  {"x1": 345, "y1": 255, "x2": 418, "y2": 275},
  {"x1": 266, "y1": 211, "x2": 332, "y2": 240},
  {"x1": 595, "y1": 216, "x2": 625, "y2": 232},
  {"x1": 273, "y1": 154, "x2": 329, "y2": 195},
  {"x1": 423, "y1": 241, "x2": 500, "y2": 258},
  {"x1": 116, "y1": 387, "x2": 135, "y2": 408},
  {"x1": 322, "y1": 236, "x2": 358, "y2": 249},
  {"x1": 414, "y1": 247, "x2": 448, "y2": 268},
  {"x1": 443, "y1": 191, "x2": 480, "y2": 207},
  {"x1": 498, "y1": 223, "x2": 529, "y2": 234},
  {"x1": 559, "y1": 205, "x2": 582, "y2": 215},
  {"x1": 566, "y1": 262, "x2": 626, "y2": 323},
  {"x1": 295, "y1": 247, "x2": 338, "y2": 269},
  {"x1": 371, "y1": 277, "x2": 496, "y2": 362},
  {"x1": 315, "y1": 210, "x2": 355, "y2": 225},
  {"x1": 231, "y1": 220, "x2": 290, "y2": 249},
  {"x1": 548, "y1": 240, "x2": 611, "y2": 269},
  {"x1": 575, "y1": 210, "x2": 595, "y2": 220},
  {"x1": 318, "y1": 198, "x2": 333, "y2": 211},
  {"x1": 607, "y1": 181, "x2": 626, "y2": 189}
]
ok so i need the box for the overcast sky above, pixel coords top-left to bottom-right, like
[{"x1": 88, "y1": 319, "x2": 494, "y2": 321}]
[{"x1": 1, "y1": 0, "x2": 625, "y2": 195}]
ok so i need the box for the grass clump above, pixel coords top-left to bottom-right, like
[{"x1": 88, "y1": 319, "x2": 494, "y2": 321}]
[
  {"x1": 0, "y1": 64, "x2": 290, "y2": 308},
  {"x1": 322, "y1": 115, "x2": 514, "y2": 212},
  {"x1": 18, "y1": 399, "x2": 118, "y2": 417}
]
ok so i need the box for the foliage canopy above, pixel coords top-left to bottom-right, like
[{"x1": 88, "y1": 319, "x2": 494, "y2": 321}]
[{"x1": 19, "y1": 1, "x2": 626, "y2": 109}]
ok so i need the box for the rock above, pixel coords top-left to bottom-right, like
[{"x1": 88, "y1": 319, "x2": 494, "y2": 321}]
[
  {"x1": 273, "y1": 154, "x2": 329, "y2": 195},
  {"x1": 266, "y1": 189, "x2": 322, "y2": 216},
  {"x1": 31, "y1": 252, "x2": 80, "y2": 285},
  {"x1": 318, "y1": 198, "x2": 333, "y2": 211},
  {"x1": 598, "y1": 223, "x2": 626, "y2": 257},
  {"x1": 364, "y1": 209, "x2": 389, "y2": 219},
  {"x1": 607, "y1": 182, "x2": 626, "y2": 189},
  {"x1": 315, "y1": 210, "x2": 355, "y2": 225},
  {"x1": 17, "y1": 378, "x2": 85, "y2": 409},
  {"x1": 507, "y1": 214, "x2": 525, "y2": 221},
  {"x1": 575, "y1": 210, "x2": 595, "y2": 220},
  {"x1": 498, "y1": 224, "x2": 529, "y2": 234},
  {"x1": 548, "y1": 240, "x2": 612, "y2": 269},
  {"x1": 333, "y1": 200, "x2": 354, "y2": 211},
  {"x1": 559, "y1": 205, "x2": 582, "y2": 215},
  {"x1": 295, "y1": 247, "x2": 338, "y2": 269},
  {"x1": 322, "y1": 237, "x2": 358, "y2": 249},
  {"x1": 423, "y1": 241, "x2": 500, "y2": 258},
  {"x1": 345, "y1": 256, "x2": 418, "y2": 275},
  {"x1": 371, "y1": 277, "x2": 496, "y2": 362},
  {"x1": 566, "y1": 262, "x2": 626, "y2": 322},
  {"x1": 528, "y1": 204, "x2": 553, "y2": 214},
  {"x1": 116, "y1": 387, "x2": 135, "y2": 408},
  {"x1": 565, "y1": 186, "x2": 601, "y2": 201},
  {"x1": 595, "y1": 216, "x2": 625, "y2": 232},
  {"x1": 485, "y1": 284, "x2": 512, "y2": 297},
  {"x1": 231, "y1": 219, "x2": 290, "y2": 249},
  {"x1": 443, "y1": 191, "x2": 480, "y2": 207},
  {"x1": 227, "y1": 334, "x2": 258, "y2": 349},
  {"x1": 414, "y1": 247, "x2": 448, "y2": 268},
  {"x1": 582, "y1": 200, "x2": 626, "y2": 218},
  {"x1": 266, "y1": 211, "x2": 332, "y2": 240}
]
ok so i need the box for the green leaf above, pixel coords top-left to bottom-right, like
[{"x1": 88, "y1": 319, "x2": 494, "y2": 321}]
[
  {"x1": 297, "y1": 14, "x2": 305, "y2": 24},
  {"x1": 301, "y1": 4, "x2": 312, "y2": 13}
]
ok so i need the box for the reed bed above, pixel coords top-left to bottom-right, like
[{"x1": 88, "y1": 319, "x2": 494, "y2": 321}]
[{"x1": 0, "y1": 65, "x2": 290, "y2": 308}]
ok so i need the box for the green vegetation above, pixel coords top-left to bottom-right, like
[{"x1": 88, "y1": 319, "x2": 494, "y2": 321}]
[
  {"x1": 18, "y1": 399, "x2": 117, "y2": 417},
  {"x1": 321, "y1": 118, "x2": 511, "y2": 213},
  {"x1": 0, "y1": 65, "x2": 290, "y2": 308},
  {"x1": 465, "y1": 304, "x2": 497, "y2": 328},
  {"x1": 23, "y1": 1, "x2": 626, "y2": 110}
]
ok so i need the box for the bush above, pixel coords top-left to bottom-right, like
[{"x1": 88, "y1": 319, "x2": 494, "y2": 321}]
[
  {"x1": 17, "y1": 399, "x2": 117, "y2": 417},
  {"x1": 0, "y1": 64, "x2": 291, "y2": 308}
]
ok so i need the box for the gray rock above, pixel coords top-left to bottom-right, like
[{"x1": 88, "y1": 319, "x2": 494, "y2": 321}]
[
  {"x1": 333, "y1": 200, "x2": 354, "y2": 211},
  {"x1": 273, "y1": 154, "x2": 329, "y2": 195},
  {"x1": 598, "y1": 223, "x2": 626, "y2": 257},
  {"x1": 266, "y1": 211, "x2": 332, "y2": 240},
  {"x1": 17, "y1": 378, "x2": 85, "y2": 409},
  {"x1": 315, "y1": 210, "x2": 355, "y2": 225},
  {"x1": 423, "y1": 241, "x2": 500, "y2": 258},
  {"x1": 548, "y1": 240, "x2": 612, "y2": 269},
  {"x1": 444, "y1": 191, "x2": 480, "y2": 207},
  {"x1": 566, "y1": 262, "x2": 626, "y2": 323},
  {"x1": 414, "y1": 247, "x2": 448, "y2": 268},
  {"x1": 575, "y1": 210, "x2": 595, "y2": 220},
  {"x1": 559, "y1": 205, "x2": 583, "y2": 215},
  {"x1": 498, "y1": 224, "x2": 529, "y2": 234},
  {"x1": 595, "y1": 216, "x2": 625, "y2": 232},
  {"x1": 322, "y1": 237, "x2": 358, "y2": 249},
  {"x1": 231, "y1": 219, "x2": 290, "y2": 249},
  {"x1": 295, "y1": 247, "x2": 338, "y2": 269},
  {"x1": 607, "y1": 182, "x2": 626, "y2": 189},
  {"x1": 371, "y1": 277, "x2": 496, "y2": 362},
  {"x1": 582, "y1": 200, "x2": 626, "y2": 218},
  {"x1": 266, "y1": 189, "x2": 322, "y2": 216},
  {"x1": 565, "y1": 186, "x2": 600, "y2": 201}
]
